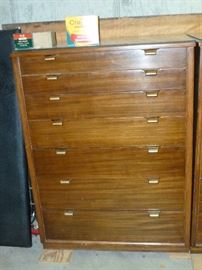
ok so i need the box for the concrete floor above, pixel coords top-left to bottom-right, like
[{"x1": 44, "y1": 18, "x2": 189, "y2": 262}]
[{"x1": 0, "y1": 236, "x2": 201, "y2": 270}]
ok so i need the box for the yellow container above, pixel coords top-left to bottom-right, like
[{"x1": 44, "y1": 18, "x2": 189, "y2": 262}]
[{"x1": 65, "y1": 16, "x2": 99, "y2": 47}]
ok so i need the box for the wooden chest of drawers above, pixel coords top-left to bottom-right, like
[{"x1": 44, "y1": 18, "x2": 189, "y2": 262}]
[{"x1": 12, "y1": 39, "x2": 195, "y2": 251}]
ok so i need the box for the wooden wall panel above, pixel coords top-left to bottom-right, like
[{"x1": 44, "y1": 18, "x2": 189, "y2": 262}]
[{"x1": 3, "y1": 14, "x2": 202, "y2": 45}]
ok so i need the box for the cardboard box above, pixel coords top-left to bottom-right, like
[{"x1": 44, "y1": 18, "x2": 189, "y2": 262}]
[
  {"x1": 13, "y1": 33, "x2": 33, "y2": 49},
  {"x1": 65, "y1": 15, "x2": 99, "y2": 47},
  {"x1": 32, "y1": 32, "x2": 57, "y2": 48}
]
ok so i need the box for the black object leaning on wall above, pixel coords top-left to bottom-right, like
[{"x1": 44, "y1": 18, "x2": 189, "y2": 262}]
[{"x1": 0, "y1": 29, "x2": 31, "y2": 247}]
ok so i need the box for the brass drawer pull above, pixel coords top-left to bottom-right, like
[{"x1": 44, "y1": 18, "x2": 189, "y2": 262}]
[
  {"x1": 144, "y1": 49, "x2": 157, "y2": 55},
  {"x1": 49, "y1": 96, "x2": 61, "y2": 101},
  {"x1": 144, "y1": 69, "x2": 158, "y2": 76},
  {"x1": 148, "y1": 178, "x2": 159, "y2": 184},
  {"x1": 147, "y1": 146, "x2": 159, "y2": 154},
  {"x1": 56, "y1": 149, "x2": 67, "y2": 155},
  {"x1": 52, "y1": 119, "x2": 63, "y2": 126},
  {"x1": 148, "y1": 211, "x2": 160, "y2": 218},
  {"x1": 60, "y1": 179, "x2": 71, "y2": 184},
  {"x1": 44, "y1": 55, "x2": 56, "y2": 61},
  {"x1": 146, "y1": 91, "x2": 159, "y2": 97},
  {"x1": 46, "y1": 75, "x2": 58, "y2": 80},
  {"x1": 64, "y1": 210, "x2": 74, "y2": 216},
  {"x1": 146, "y1": 117, "x2": 159, "y2": 123}
]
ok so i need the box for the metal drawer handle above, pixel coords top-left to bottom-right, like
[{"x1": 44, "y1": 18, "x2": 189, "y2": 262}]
[
  {"x1": 147, "y1": 146, "x2": 159, "y2": 154},
  {"x1": 144, "y1": 69, "x2": 158, "y2": 76},
  {"x1": 52, "y1": 119, "x2": 63, "y2": 126},
  {"x1": 144, "y1": 49, "x2": 157, "y2": 55},
  {"x1": 44, "y1": 55, "x2": 56, "y2": 61},
  {"x1": 46, "y1": 75, "x2": 58, "y2": 80},
  {"x1": 64, "y1": 211, "x2": 74, "y2": 216},
  {"x1": 146, "y1": 91, "x2": 159, "y2": 97},
  {"x1": 56, "y1": 149, "x2": 67, "y2": 155},
  {"x1": 148, "y1": 178, "x2": 159, "y2": 184},
  {"x1": 60, "y1": 179, "x2": 71, "y2": 184},
  {"x1": 146, "y1": 117, "x2": 159, "y2": 123},
  {"x1": 49, "y1": 96, "x2": 61, "y2": 101},
  {"x1": 148, "y1": 211, "x2": 160, "y2": 218}
]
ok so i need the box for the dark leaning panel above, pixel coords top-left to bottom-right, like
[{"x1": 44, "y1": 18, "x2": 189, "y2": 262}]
[{"x1": 0, "y1": 29, "x2": 31, "y2": 247}]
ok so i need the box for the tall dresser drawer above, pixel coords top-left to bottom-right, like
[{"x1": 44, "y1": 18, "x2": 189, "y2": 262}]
[
  {"x1": 38, "y1": 175, "x2": 185, "y2": 190},
  {"x1": 33, "y1": 146, "x2": 185, "y2": 177},
  {"x1": 29, "y1": 116, "x2": 185, "y2": 148},
  {"x1": 43, "y1": 209, "x2": 185, "y2": 243},
  {"x1": 26, "y1": 90, "x2": 186, "y2": 120},
  {"x1": 20, "y1": 47, "x2": 186, "y2": 75},
  {"x1": 22, "y1": 68, "x2": 186, "y2": 95},
  {"x1": 40, "y1": 183, "x2": 184, "y2": 211},
  {"x1": 39, "y1": 175, "x2": 185, "y2": 210}
]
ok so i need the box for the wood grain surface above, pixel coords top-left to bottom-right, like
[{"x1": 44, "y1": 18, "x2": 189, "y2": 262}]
[
  {"x1": 33, "y1": 146, "x2": 185, "y2": 177},
  {"x1": 25, "y1": 90, "x2": 186, "y2": 120},
  {"x1": 11, "y1": 39, "x2": 194, "y2": 251},
  {"x1": 19, "y1": 47, "x2": 186, "y2": 74},
  {"x1": 43, "y1": 209, "x2": 185, "y2": 244},
  {"x1": 29, "y1": 116, "x2": 185, "y2": 148},
  {"x1": 22, "y1": 68, "x2": 186, "y2": 95}
]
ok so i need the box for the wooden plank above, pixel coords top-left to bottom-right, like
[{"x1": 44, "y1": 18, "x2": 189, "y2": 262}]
[
  {"x1": 169, "y1": 252, "x2": 191, "y2": 259},
  {"x1": 191, "y1": 254, "x2": 202, "y2": 270},
  {"x1": 100, "y1": 14, "x2": 202, "y2": 40},
  {"x1": 2, "y1": 14, "x2": 202, "y2": 45},
  {"x1": 188, "y1": 31, "x2": 202, "y2": 40},
  {"x1": 39, "y1": 249, "x2": 72, "y2": 264}
]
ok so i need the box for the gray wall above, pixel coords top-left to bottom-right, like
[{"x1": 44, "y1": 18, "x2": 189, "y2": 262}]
[{"x1": 1, "y1": 0, "x2": 202, "y2": 25}]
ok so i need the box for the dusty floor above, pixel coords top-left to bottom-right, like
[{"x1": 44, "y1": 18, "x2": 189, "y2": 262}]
[{"x1": 0, "y1": 236, "x2": 202, "y2": 270}]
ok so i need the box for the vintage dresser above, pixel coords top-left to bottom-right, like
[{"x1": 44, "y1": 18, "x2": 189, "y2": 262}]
[
  {"x1": 12, "y1": 36, "x2": 195, "y2": 251},
  {"x1": 191, "y1": 42, "x2": 202, "y2": 252}
]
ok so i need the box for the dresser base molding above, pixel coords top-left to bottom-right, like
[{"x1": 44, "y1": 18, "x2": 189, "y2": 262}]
[
  {"x1": 43, "y1": 240, "x2": 188, "y2": 252},
  {"x1": 190, "y1": 246, "x2": 202, "y2": 253}
]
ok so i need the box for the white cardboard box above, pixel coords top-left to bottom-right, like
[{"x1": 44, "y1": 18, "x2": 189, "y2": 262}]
[{"x1": 32, "y1": 32, "x2": 57, "y2": 48}]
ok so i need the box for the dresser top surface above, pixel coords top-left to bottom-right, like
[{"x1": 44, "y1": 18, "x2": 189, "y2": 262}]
[
  {"x1": 101, "y1": 34, "x2": 195, "y2": 46},
  {"x1": 186, "y1": 31, "x2": 202, "y2": 44},
  {"x1": 11, "y1": 34, "x2": 195, "y2": 58}
]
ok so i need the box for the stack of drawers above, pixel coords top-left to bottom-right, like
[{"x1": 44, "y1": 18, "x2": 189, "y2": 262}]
[{"x1": 12, "y1": 40, "x2": 194, "y2": 251}]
